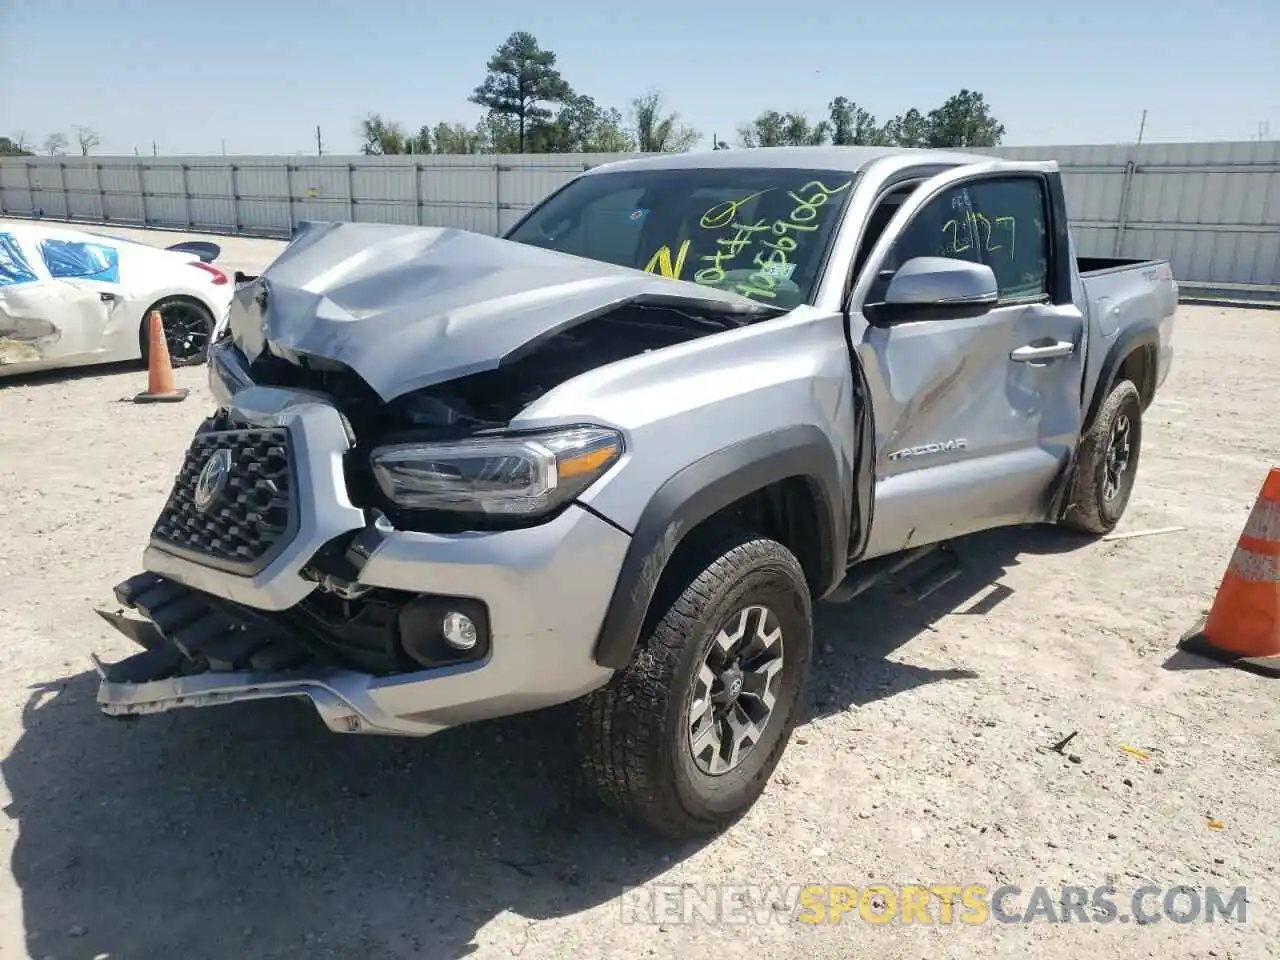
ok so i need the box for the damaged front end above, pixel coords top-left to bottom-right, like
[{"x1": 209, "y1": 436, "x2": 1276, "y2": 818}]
[{"x1": 94, "y1": 222, "x2": 774, "y2": 733}]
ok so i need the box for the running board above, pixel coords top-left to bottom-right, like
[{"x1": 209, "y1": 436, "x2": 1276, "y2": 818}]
[{"x1": 826, "y1": 541, "x2": 962, "y2": 604}]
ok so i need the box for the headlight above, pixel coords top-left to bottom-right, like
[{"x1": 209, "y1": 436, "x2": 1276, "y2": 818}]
[{"x1": 369, "y1": 425, "x2": 623, "y2": 517}]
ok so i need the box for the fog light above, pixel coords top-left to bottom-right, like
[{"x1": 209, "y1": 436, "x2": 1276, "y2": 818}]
[{"x1": 441, "y1": 611, "x2": 478, "y2": 651}]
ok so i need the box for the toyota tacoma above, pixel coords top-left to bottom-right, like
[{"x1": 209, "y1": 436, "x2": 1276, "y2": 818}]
[{"x1": 92, "y1": 146, "x2": 1178, "y2": 838}]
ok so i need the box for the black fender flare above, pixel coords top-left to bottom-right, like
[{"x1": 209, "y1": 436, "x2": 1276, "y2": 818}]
[
  {"x1": 1084, "y1": 324, "x2": 1161, "y2": 430},
  {"x1": 1050, "y1": 322, "x2": 1161, "y2": 518},
  {"x1": 592, "y1": 425, "x2": 847, "y2": 670}
]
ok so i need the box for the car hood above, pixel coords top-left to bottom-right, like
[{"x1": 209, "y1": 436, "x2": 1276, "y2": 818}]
[{"x1": 229, "y1": 220, "x2": 774, "y2": 401}]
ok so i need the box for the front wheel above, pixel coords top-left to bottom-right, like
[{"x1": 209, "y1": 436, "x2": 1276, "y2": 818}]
[
  {"x1": 139, "y1": 297, "x2": 215, "y2": 368},
  {"x1": 1060, "y1": 378, "x2": 1144, "y2": 535},
  {"x1": 577, "y1": 531, "x2": 813, "y2": 839}
]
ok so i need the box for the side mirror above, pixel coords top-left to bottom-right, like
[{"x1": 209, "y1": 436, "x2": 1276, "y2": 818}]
[{"x1": 864, "y1": 256, "x2": 999, "y2": 326}]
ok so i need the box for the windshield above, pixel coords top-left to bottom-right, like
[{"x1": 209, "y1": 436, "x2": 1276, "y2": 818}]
[{"x1": 505, "y1": 166, "x2": 858, "y2": 310}]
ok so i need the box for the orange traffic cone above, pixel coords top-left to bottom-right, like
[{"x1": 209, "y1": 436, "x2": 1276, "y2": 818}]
[
  {"x1": 133, "y1": 309, "x2": 189, "y2": 404},
  {"x1": 1179, "y1": 468, "x2": 1280, "y2": 677}
]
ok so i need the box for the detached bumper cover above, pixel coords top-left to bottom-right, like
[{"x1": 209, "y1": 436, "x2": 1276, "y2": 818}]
[
  {"x1": 95, "y1": 496, "x2": 628, "y2": 736},
  {"x1": 95, "y1": 572, "x2": 465, "y2": 736}
]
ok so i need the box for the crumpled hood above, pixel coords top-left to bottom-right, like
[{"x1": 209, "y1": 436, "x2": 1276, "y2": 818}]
[{"x1": 230, "y1": 220, "x2": 772, "y2": 400}]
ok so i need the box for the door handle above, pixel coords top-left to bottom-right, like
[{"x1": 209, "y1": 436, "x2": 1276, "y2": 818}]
[
  {"x1": 99, "y1": 292, "x2": 118, "y2": 302},
  {"x1": 1010, "y1": 340, "x2": 1074, "y2": 363}
]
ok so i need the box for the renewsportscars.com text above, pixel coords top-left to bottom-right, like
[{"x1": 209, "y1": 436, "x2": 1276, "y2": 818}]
[{"x1": 619, "y1": 883, "x2": 1249, "y2": 926}]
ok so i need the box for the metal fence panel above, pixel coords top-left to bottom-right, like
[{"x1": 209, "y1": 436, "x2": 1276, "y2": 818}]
[{"x1": 2, "y1": 143, "x2": 1276, "y2": 293}]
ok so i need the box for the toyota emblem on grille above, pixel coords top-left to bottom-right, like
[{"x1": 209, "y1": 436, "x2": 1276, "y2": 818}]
[{"x1": 194, "y1": 448, "x2": 232, "y2": 512}]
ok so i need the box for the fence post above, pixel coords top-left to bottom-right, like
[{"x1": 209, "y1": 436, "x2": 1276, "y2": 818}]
[
  {"x1": 137, "y1": 159, "x2": 147, "y2": 226},
  {"x1": 286, "y1": 163, "x2": 295, "y2": 234},
  {"x1": 94, "y1": 162, "x2": 106, "y2": 221},
  {"x1": 180, "y1": 163, "x2": 192, "y2": 228},
  {"x1": 412, "y1": 161, "x2": 421, "y2": 226},
  {"x1": 1113, "y1": 158, "x2": 1137, "y2": 257},
  {"x1": 492, "y1": 158, "x2": 502, "y2": 235},
  {"x1": 229, "y1": 164, "x2": 240, "y2": 233},
  {"x1": 347, "y1": 163, "x2": 356, "y2": 223},
  {"x1": 57, "y1": 160, "x2": 68, "y2": 220},
  {"x1": 24, "y1": 161, "x2": 35, "y2": 215}
]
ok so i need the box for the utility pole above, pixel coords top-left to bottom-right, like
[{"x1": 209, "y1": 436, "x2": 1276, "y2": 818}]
[
  {"x1": 152, "y1": 141, "x2": 158, "y2": 156},
  {"x1": 221, "y1": 139, "x2": 226, "y2": 156},
  {"x1": 316, "y1": 125, "x2": 323, "y2": 156},
  {"x1": 1136, "y1": 109, "x2": 1147, "y2": 145}
]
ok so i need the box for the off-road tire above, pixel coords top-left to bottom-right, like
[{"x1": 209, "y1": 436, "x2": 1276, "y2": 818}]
[
  {"x1": 139, "y1": 296, "x2": 215, "y2": 368},
  {"x1": 1061, "y1": 378, "x2": 1143, "y2": 535},
  {"x1": 577, "y1": 531, "x2": 813, "y2": 839}
]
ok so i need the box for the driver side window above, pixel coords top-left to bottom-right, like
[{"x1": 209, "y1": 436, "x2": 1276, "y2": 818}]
[
  {"x1": 867, "y1": 186, "x2": 979, "y2": 302},
  {"x1": 891, "y1": 186, "x2": 982, "y2": 269}
]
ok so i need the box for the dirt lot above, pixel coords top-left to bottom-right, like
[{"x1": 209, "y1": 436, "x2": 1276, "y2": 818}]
[{"x1": 0, "y1": 226, "x2": 1276, "y2": 960}]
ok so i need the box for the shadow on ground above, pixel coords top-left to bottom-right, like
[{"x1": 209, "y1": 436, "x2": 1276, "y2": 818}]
[
  {"x1": 0, "y1": 358, "x2": 144, "y2": 391},
  {"x1": 3, "y1": 525, "x2": 1086, "y2": 959}
]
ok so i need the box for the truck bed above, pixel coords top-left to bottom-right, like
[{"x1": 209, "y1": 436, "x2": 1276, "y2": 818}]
[
  {"x1": 1076, "y1": 254, "x2": 1177, "y2": 406},
  {"x1": 1077, "y1": 256, "x2": 1162, "y2": 277}
]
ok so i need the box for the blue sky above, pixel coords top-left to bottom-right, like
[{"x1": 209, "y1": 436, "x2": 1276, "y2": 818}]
[{"x1": 2, "y1": 0, "x2": 1276, "y2": 155}]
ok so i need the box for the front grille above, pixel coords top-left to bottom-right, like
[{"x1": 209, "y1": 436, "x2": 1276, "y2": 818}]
[{"x1": 149, "y1": 419, "x2": 297, "y2": 575}]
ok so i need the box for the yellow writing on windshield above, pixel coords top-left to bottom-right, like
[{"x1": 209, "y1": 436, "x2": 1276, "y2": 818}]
[
  {"x1": 644, "y1": 239, "x2": 691, "y2": 279},
  {"x1": 644, "y1": 178, "x2": 853, "y2": 299},
  {"x1": 700, "y1": 189, "x2": 774, "y2": 230},
  {"x1": 695, "y1": 218, "x2": 771, "y2": 285},
  {"x1": 733, "y1": 179, "x2": 852, "y2": 301}
]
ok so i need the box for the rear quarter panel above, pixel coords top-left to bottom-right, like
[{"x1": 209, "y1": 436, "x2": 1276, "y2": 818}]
[
  {"x1": 1076, "y1": 254, "x2": 1178, "y2": 417},
  {"x1": 106, "y1": 245, "x2": 232, "y2": 360}
]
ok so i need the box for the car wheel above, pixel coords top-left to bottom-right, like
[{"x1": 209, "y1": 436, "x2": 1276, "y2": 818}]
[
  {"x1": 140, "y1": 297, "x2": 214, "y2": 368},
  {"x1": 577, "y1": 531, "x2": 813, "y2": 839},
  {"x1": 1061, "y1": 378, "x2": 1144, "y2": 535}
]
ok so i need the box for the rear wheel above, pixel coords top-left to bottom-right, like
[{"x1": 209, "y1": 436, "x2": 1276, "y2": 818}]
[
  {"x1": 139, "y1": 297, "x2": 214, "y2": 368},
  {"x1": 1061, "y1": 378, "x2": 1143, "y2": 535},
  {"x1": 577, "y1": 531, "x2": 813, "y2": 839}
]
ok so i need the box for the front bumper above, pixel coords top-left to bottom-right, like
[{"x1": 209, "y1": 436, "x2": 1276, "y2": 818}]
[{"x1": 94, "y1": 386, "x2": 630, "y2": 735}]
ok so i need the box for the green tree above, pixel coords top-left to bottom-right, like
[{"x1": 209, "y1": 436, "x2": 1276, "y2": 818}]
[
  {"x1": 0, "y1": 136, "x2": 32, "y2": 157},
  {"x1": 408, "y1": 125, "x2": 433, "y2": 155},
  {"x1": 738, "y1": 110, "x2": 828, "y2": 147},
  {"x1": 828, "y1": 97, "x2": 890, "y2": 145},
  {"x1": 433, "y1": 122, "x2": 484, "y2": 154},
  {"x1": 630, "y1": 90, "x2": 699, "y2": 152},
  {"x1": 359, "y1": 114, "x2": 407, "y2": 155},
  {"x1": 532, "y1": 94, "x2": 635, "y2": 152},
  {"x1": 883, "y1": 108, "x2": 929, "y2": 147},
  {"x1": 477, "y1": 111, "x2": 521, "y2": 154},
  {"x1": 469, "y1": 31, "x2": 571, "y2": 152},
  {"x1": 925, "y1": 90, "x2": 1005, "y2": 147}
]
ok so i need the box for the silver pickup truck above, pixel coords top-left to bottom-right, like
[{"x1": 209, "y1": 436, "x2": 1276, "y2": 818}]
[{"x1": 92, "y1": 146, "x2": 1177, "y2": 839}]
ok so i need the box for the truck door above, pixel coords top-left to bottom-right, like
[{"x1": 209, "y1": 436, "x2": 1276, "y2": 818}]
[
  {"x1": 846, "y1": 161, "x2": 1086, "y2": 558},
  {"x1": 26, "y1": 235, "x2": 123, "y2": 359}
]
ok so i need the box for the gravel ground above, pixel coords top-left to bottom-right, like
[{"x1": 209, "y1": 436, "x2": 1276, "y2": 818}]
[{"x1": 0, "y1": 225, "x2": 1277, "y2": 960}]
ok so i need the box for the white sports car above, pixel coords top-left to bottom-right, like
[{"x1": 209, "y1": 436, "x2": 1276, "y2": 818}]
[{"x1": 0, "y1": 221, "x2": 234, "y2": 377}]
